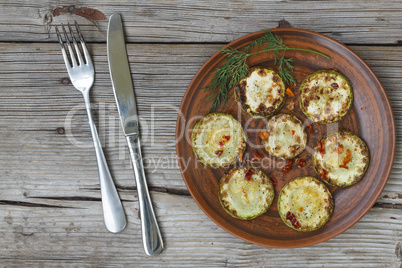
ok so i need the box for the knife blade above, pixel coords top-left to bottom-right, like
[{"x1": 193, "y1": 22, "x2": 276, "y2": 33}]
[{"x1": 107, "y1": 13, "x2": 163, "y2": 256}]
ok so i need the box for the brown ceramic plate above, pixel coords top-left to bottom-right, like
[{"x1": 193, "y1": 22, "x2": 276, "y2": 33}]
[{"x1": 175, "y1": 28, "x2": 395, "y2": 248}]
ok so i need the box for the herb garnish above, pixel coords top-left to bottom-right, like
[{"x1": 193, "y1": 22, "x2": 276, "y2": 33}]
[{"x1": 205, "y1": 31, "x2": 331, "y2": 110}]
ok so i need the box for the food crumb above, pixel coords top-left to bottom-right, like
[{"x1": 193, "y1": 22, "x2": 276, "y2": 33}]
[
  {"x1": 361, "y1": 106, "x2": 366, "y2": 110},
  {"x1": 251, "y1": 152, "x2": 263, "y2": 161},
  {"x1": 297, "y1": 159, "x2": 306, "y2": 169},
  {"x1": 285, "y1": 87, "x2": 294, "y2": 97},
  {"x1": 282, "y1": 159, "x2": 294, "y2": 173},
  {"x1": 260, "y1": 131, "x2": 269, "y2": 140},
  {"x1": 306, "y1": 122, "x2": 314, "y2": 134},
  {"x1": 286, "y1": 100, "x2": 296, "y2": 113}
]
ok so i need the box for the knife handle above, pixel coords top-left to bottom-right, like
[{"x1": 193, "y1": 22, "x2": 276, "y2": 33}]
[
  {"x1": 126, "y1": 135, "x2": 164, "y2": 256},
  {"x1": 83, "y1": 96, "x2": 127, "y2": 233}
]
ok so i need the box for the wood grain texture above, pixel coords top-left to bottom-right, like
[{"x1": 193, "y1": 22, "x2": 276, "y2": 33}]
[
  {"x1": 1, "y1": 0, "x2": 402, "y2": 44},
  {"x1": 0, "y1": 41, "x2": 401, "y2": 265},
  {"x1": 0, "y1": 193, "x2": 401, "y2": 267},
  {"x1": 176, "y1": 29, "x2": 396, "y2": 248},
  {"x1": 0, "y1": 43, "x2": 401, "y2": 196}
]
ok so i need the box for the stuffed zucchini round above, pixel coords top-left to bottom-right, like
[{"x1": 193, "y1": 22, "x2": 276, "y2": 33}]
[
  {"x1": 313, "y1": 130, "x2": 370, "y2": 187},
  {"x1": 191, "y1": 113, "x2": 246, "y2": 168},
  {"x1": 219, "y1": 166, "x2": 275, "y2": 220},
  {"x1": 299, "y1": 70, "x2": 353, "y2": 124},
  {"x1": 234, "y1": 67, "x2": 286, "y2": 118},
  {"x1": 261, "y1": 114, "x2": 307, "y2": 159},
  {"x1": 278, "y1": 176, "x2": 334, "y2": 232}
]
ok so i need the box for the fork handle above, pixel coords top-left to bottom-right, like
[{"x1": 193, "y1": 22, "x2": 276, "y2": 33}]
[
  {"x1": 83, "y1": 93, "x2": 127, "y2": 233},
  {"x1": 126, "y1": 135, "x2": 164, "y2": 256}
]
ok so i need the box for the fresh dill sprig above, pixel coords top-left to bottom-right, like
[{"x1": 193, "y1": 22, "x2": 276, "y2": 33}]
[{"x1": 204, "y1": 31, "x2": 330, "y2": 110}]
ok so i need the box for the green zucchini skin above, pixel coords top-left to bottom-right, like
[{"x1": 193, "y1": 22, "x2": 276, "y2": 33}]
[
  {"x1": 234, "y1": 67, "x2": 286, "y2": 118},
  {"x1": 219, "y1": 166, "x2": 274, "y2": 220},
  {"x1": 299, "y1": 70, "x2": 353, "y2": 124},
  {"x1": 313, "y1": 130, "x2": 370, "y2": 187},
  {"x1": 191, "y1": 113, "x2": 246, "y2": 168},
  {"x1": 278, "y1": 177, "x2": 334, "y2": 232}
]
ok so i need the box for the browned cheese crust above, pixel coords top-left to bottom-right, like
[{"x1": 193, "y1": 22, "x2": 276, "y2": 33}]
[
  {"x1": 299, "y1": 70, "x2": 353, "y2": 124},
  {"x1": 235, "y1": 67, "x2": 286, "y2": 118},
  {"x1": 313, "y1": 130, "x2": 370, "y2": 187},
  {"x1": 262, "y1": 114, "x2": 307, "y2": 159}
]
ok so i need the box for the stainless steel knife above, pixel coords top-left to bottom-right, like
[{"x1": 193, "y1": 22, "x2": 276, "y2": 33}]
[{"x1": 107, "y1": 13, "x2": 163, "y2": 256}]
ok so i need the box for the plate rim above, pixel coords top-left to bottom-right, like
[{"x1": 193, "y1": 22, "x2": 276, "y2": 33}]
[{"x1": 175, "y1": 27, "x2": 396, "y2": 248}]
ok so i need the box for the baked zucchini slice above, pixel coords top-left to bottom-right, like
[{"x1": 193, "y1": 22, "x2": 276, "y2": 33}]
[
  {"x1": 313, "y1": 130, "x2": 370, "y2": 187},
  {"x1": 278, "y1": 176, "x2": 334, "y2": 232},
  {"x1": 234, "y1": 67, "x2": 286, "y2": 118},
  {"x1": 219, "y1": 166, "x2": 274, "y2": 220},
  {"x1": 261, "y1": 114, "x2": 307, "y2": 159},
  {"x1": 191, "y1": 113, "x2": 246, "y2": 168},
  {"x1": 299, "y1": 70, "x2": 353, "y2": 124}
]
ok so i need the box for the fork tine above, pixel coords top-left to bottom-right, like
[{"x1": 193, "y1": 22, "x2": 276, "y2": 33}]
[
  {"x1": 56, "y1": 26, "x2": 71, "y2": 69},
  {"x1": 74, "y1": 21, "x2": 92, "y2": 65},
  {"x1": 67, "y1": 22, "x2": 84, "y2": 65},
  {"x1": 62, "y1": 24, "x2": 78, "y2": 67}
]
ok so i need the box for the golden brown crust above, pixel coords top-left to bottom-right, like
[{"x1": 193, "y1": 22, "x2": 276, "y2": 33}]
[
  {"x1": 235, "y1": 67, "x2": 286, "y2": 118},
  {"x1": 278, "y1": 177, "x2": 334, "y2": 232},
  {"x1": 219, "y1": 167, "x2": 274, "y2": 220},
  {"x1": 191, "y1": 113, "x2": 246, "y2": 168},
  {"x1": 299, "y1": 70, "x2": 353, "y2": 124},
  {"x1": 262, "y1": 114, "x2": 307, "y2": 159},
  {"x1": 313, "y1": 130, "x2": 370, "y2": 187}
]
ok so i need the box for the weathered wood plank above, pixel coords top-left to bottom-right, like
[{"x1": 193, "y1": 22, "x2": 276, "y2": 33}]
[
  {"x1": 0, "y1": 42, "x2": 401, "y2": 266},
  {"x1": 0, "y1": 192, "x2": 401, "y2": 267},
  {"x1": 1, "y1": 0, "x2": 401, "y2": 265},
  {"x1": 0, "y1": 43, "x2": 401, "y2": 203},
  {"x1": 1, "y1": 0, "x2": 402, "y2": 44}
]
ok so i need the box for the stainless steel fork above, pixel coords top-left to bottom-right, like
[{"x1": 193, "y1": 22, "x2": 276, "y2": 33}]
[{"x1": 56, "y1": 22, "x2": 126, "y2": 233}]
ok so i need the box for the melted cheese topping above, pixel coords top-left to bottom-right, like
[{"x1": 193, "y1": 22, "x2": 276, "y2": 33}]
[
  {"x1": 299, "y1": 70, "x2": 353, "y2": 124},
  {"x1": 236, "y1": 67, "x2": 285, "y2": 117},
  {"x1": 219, "y1": 167, "x2": 274, "y2": 220},
  {"x1": 313, "y1": 131, "x2": 369, "y2": 187},
  {"x1": 278, "y1": 177, "x2": 334, "y2": 232},
  {"x1": 245, "y1": 69, "x2": 281, "y2": 110},
  {"x1": 191, "y1": 113, "x2": 246, "y2": 168},
  {"x1": 263, "y1": 114, "x2": 307, "y2": 159}
]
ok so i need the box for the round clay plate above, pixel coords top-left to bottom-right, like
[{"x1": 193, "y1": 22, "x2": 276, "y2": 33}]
[{"x1": 175, "y1": 28, "x2": 395, "y2": 248}]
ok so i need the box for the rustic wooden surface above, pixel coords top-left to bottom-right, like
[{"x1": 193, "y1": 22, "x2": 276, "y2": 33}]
[{"x1": 0, "y1": 0, "x2": 401, "y2": 267}]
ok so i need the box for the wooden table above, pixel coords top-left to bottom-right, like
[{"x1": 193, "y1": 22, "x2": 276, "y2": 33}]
[{"x1": 1, "y1": 1, "x2": 401, "y2": 266}]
